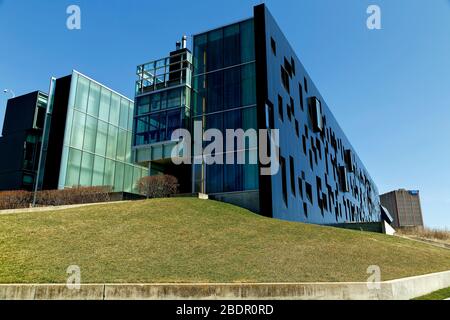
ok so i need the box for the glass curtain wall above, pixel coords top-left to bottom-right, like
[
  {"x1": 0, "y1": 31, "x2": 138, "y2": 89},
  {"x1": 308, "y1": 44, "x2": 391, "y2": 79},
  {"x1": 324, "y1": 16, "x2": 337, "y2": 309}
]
[
  {"x1": 134, "y1": 86, "x2": 190, "y2": 146},
  {"x1": 192, "y1": 19, "x2": 258, "y2": 194},
  {"x1": 58, "y1": 71, "x2": 148, "y2": 193}
]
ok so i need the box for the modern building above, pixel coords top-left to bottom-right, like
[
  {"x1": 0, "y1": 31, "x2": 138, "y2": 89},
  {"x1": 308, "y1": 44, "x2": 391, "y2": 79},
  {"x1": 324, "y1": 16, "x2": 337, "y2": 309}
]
[
  {"x1": 132, "y1": 4, "x2": 381, "y2": 225},
  {"x1": 380, "y1": 189, "x2": 424, "y2": 228},
  {"x1": 0, "y1": 91, "x2": 48, "y2": 191},
  {"x1": 134, "y1": 39, "x2": 193, "y2": 193},
  {"x1": 35, "y1": 70, "x2": 148, "y2": 193},
  {"x1": 0, "y1": 71, "x2": 148, "y2": 194}
]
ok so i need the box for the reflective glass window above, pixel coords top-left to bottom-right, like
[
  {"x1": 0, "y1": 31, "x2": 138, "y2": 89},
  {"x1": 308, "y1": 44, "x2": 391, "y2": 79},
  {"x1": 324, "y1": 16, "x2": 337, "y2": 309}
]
[
  {"x1": 240, "y1": 19, "x2": 255, "y2": 63},
  {"x1": 104, "y1": 159, "x2": 115, "y2": 187},
  {"x1": 71, "y1": 111, "x2": 86, "y2": 149},
  {"x1": 106, "y1": 125, "x2": 118, "y2": 159},
  {"x1": 207, "y1": 29, "x2": 223, "y2": 71},
  {"x1": 241, "y1": 63, "x2": 256, "y2": 106},
  {"x1": 223, "y1": 24, "x2": 240, "y2": 67},
  {"x1": 65, "y1": 148, "x2": 82, "y2": 187},
  {"x1": 95, "y1": 120, "x2": 108, "y2": 157},
  {"x1": 119, "y1": 98, "x2": 129, "y2": 129},
  {"x1": 114, "y1": 162, "x2": 125, "y2": 191},
  {"x1": 92, "y1": 155, "x2": 105, "y2": 186},
  {"x1": 83, "y1": 115, "x2": 98, "y2": 153},
  {"x1": 223, "y1": 67, "x2": 240, "y2": 110},
  {"x1": 109, "y1": 94, "x2": 120, "y2": 126},
  {"x1": 87, "y1": 82, "x2": 101, "y2": 117},
  {"x1": 74, "y1": 76, "x2": 89, "y2": 112},
  {"x1": 80, "y1": 152, "x2": 94, "y2": 186},
  {"x1": 99, "y1": 87, "x2": 111, "y2": 122}
]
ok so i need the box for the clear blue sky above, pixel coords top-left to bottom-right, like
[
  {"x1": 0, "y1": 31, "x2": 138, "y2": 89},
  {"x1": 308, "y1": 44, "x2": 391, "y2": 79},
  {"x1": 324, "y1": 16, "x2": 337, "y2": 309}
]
[{"x1": 1, "y1": 0, "x2": 449, "y2": 228}]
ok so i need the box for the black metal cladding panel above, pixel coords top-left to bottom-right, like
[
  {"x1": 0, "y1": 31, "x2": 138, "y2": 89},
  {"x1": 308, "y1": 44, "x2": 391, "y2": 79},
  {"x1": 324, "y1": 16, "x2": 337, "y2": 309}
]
[
  {"x1": 259, "y1": 4, "x2": 380, "y2": 224},
  {"x1": 41, "y1": 75, "x2": 72, "y2": 190},
  {"x1": 2, "y1": 91, "x2": 40, "y2": 136},
  {"x1": 0, "y1": 131, "x2": 28, "y2": 190}
]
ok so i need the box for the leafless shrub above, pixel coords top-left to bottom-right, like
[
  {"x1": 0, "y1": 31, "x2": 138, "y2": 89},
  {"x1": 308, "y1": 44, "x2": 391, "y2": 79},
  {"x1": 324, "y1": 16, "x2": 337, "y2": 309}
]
[
  {"x1": 137, "y1": 175, "x2": 179, "y2": 199},
  {"x1": 0, "y1": 190, "x2": 33, "y2": 210},
  {"x1": 0, "y1": 186, "x2": 113, "y2": 210}
]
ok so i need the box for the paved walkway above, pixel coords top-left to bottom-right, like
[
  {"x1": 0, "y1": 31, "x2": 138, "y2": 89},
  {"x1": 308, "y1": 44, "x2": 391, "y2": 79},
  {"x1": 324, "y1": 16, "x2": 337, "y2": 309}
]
[{"x1": 0, "y1": 201, "x2": 130, "y2": 216}]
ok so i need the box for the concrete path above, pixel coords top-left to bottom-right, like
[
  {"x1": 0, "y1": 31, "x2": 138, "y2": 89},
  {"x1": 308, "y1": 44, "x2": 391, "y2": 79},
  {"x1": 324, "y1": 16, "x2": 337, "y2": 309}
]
[{"x1": 0, "y1": 201, "x2": 130, "y2": 216}]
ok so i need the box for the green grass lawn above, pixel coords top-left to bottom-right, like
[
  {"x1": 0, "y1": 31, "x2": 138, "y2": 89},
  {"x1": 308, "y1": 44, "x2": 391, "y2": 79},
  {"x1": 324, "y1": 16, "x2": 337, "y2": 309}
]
[
  {"x1": 414, "y1": 287, "x2": 450, "y2": 300},
  {"x1": 0, "y1": 198, "x2": 449, "y2": 284}
]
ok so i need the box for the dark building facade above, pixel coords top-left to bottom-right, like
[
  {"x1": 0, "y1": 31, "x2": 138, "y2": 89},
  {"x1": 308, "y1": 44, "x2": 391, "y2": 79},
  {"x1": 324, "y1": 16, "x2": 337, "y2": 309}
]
[
  {"x1": 133, "y1": 4, "x2": 381, "y2": 225},
  {"x1": 380, "y1": 190, "x2": 424, "y2": 228},
  {"x1": 0, "y1": 91, "x2": 48, "y2": 190}
]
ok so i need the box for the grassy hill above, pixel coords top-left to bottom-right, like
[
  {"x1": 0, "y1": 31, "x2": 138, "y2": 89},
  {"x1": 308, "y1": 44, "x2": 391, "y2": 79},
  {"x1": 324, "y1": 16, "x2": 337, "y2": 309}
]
[{"x1": 0, "y1": 198, "x2": 449, "y2": 284}]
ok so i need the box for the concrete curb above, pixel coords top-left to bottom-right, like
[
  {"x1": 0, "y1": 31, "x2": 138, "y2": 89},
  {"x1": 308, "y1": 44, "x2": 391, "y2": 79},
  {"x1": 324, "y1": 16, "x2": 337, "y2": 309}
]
[{"x1": 1, "y1": 270, "x2": 449, "y2": 300}]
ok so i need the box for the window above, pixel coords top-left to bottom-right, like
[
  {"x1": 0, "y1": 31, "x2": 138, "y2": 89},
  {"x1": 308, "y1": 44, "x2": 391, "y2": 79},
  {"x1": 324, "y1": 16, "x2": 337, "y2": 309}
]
[
  {"x1": 223, "y1": 24, "x2": 240, "y2": 67},
  {"x1": 271, "y1": 37, "x2": 277, "y2": 56},
  {"x1": 104, "y1": 159, "x2": 115, "y2": 187},
  {"x1": 74, "y1": 76, "x2": 89, "y2": 112},
  {"x1": 295, "y1": 120, "x2": 299, "y2": 137},
  {"x1": 70, "y1": 111, "x2": 86, "y2": 150},
  {"x1": 284, "y1": 58, "x2": 292, "y2": 77},
  {"x1": 106, "y1": 125, "x2": 118, "y2": 159},
  {"x1": 109, "y1": 94, "x2": 120, "y2": 126},
  {"x1": 299, "y1": 83, "x2": 304, "y2": 111},
  {"x1": 240, "y1": 19, "x2": 255, "y2": 63},
  {"x1": 241, "y1": 63, "x2": 256, "y2": 106},
  {"x1": 305, "y1": 182, "x2": 313, "y2": 204},
  {"x1": 289, "y1": 156, "x2": 295, "y2": 196},
  {"x1": 92, "y1": 156, "x2": 105, "y2": 186},
  {"x1": 116, "y1": 129, "x2": 127, "y2": 161},
  {"x1": 87, "y1": 82, "x2": 100, "y2": 117},
  {"x1": 302, "y1": 135, "x2": 307, "y2": 155},
  {"x1": 207, "y1": 70, "x2": 224, "y2": 112},
  {"x1": 83, "y1": 115, "x2": 97, "y2": 153},
  {"x1": 193, "y1": 33, "x2": 207, "y2": 75},
  {"x1": 304, "y1": 77, "x2": 308, "y2": 93},
  {"x1": 265, "y1": 101, "x2": 274, "y2": 129},
  {"x1": 344, "y1": 149, "x2": 354, "y2": 172},
  {"x1": 280, "y1": 156, "x2": 287, "y2": 206},
  {"x1": 114, "y1": 162, "x2": 125, "y2": 191},
  {"x1": 80, "y1": 152, "x2": 94, "y2": 186},
  {"x1": 303, "y1": 202, "x2": 308, "y2": 217},
  {"x1": 308, "y1": 97, "x2": 323, "y2": 132},
  {"x1": 167, "y1": 109, "x2": 181, "y2": 139},
  {"x1": 99, "y1": 87, "x2": 111, "y2": 121},
  {"x1": 316, "y1": 176, "x2": 323, "y2": 215},
  {"x1": 339, "y1": 166, "x2": 349, "y2": 192},
  {"x1": 119, "y1": 98, "x2": 130, "y2": 129},
  {"x1": 291, "y1": 57, "x2": 296, "y2": 75},
  {"x1": 65, "y1": 148, "x2": 82, "y2": 187},
  {"x1": 281, "y1": 66, "x2": 290, "y2": 93},
  {"x1": 278, "y1": 95, "x2": 283, "y2": 121},
  {"x1": 206, "y1": 163, "x2": 223, "y2": 194},
  {"x1": 298, "y1": 177, "x2": 304, "y2": 198},
  {"x1": 207, "y1": 28, "x2": 224, "y2": 71}
]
